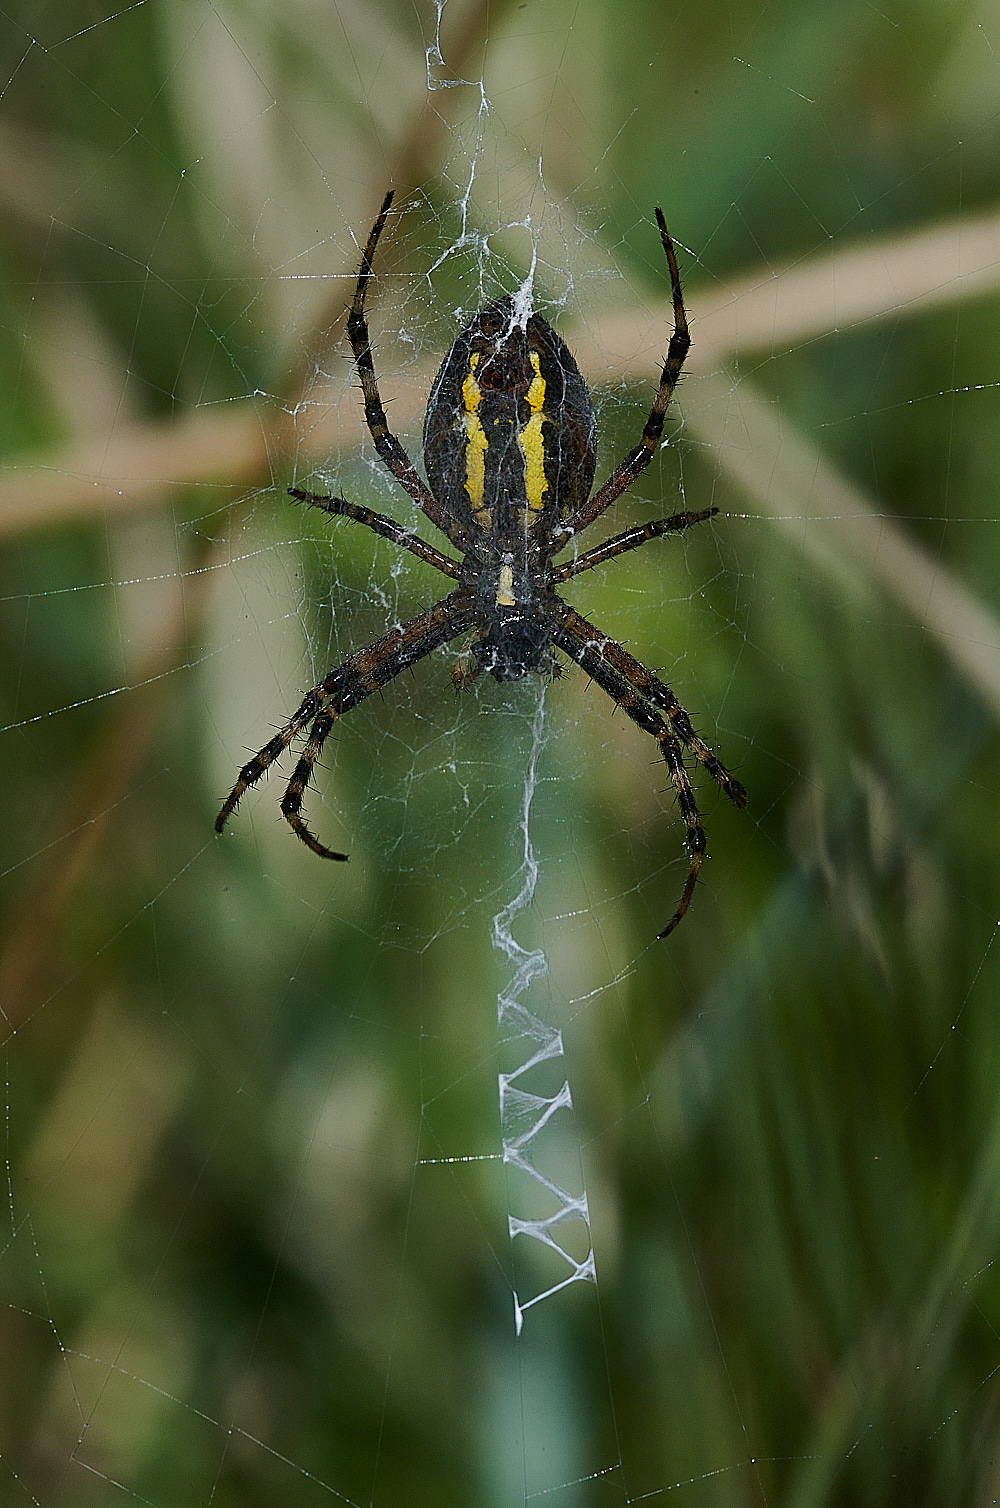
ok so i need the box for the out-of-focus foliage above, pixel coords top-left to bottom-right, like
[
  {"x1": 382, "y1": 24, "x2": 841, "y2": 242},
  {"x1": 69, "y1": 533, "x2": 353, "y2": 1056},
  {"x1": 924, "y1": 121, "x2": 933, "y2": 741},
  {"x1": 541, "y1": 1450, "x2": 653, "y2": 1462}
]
[{"x1": 1, "y1": 0, "x2": 999, "y2": 1504}]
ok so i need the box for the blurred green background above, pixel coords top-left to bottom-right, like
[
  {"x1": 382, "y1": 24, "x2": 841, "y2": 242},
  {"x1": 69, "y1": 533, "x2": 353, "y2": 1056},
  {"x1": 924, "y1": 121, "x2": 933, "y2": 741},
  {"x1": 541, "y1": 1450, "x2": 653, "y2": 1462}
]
[{"x1": 2, "y1": 0, "x2": 1000, "y2": 1503}]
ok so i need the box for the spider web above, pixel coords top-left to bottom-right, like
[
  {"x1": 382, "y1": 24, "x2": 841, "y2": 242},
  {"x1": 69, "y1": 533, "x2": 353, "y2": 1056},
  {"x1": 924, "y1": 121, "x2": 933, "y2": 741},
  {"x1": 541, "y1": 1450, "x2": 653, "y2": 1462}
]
[{"x1": 2, "y1": 1, "x2": 1000, "y2": 1505}]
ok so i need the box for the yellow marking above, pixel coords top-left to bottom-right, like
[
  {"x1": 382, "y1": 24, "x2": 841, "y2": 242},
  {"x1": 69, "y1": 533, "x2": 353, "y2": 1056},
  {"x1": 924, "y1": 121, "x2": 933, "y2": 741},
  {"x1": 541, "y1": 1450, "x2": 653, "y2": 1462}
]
[
  {"x1": 462, "y1": 354, "x2": 488, "y2": 514},
  {"x1": 517, "y1": 351, "x2": 548, "y2": 512},
  {"x1": 495, "y1": 564, "x2": 516, "y2": 608}
]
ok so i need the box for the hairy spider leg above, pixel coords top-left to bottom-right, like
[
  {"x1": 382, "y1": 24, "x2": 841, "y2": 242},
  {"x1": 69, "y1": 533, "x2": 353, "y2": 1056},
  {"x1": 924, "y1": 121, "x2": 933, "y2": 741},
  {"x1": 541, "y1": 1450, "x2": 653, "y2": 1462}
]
[
  {"x1": 281, "y1": 709, "x2": 341, "y2": 857},
  {"x1": 552, "y1": 507, "x2": 718, "y2": 583},
  {"x1": 215, "y1": 695, "x2": 321, "y2": 836},
  {"x1": 277, "y1": 593, "x2": 476, "y2": 855},
  {"x1": 347, "y1": 191, "x2": 470, "y2": 550},
  {"x1": 654, "y1": 731, "x2": 711, "y2": 937},
  {"x1": 216, "y1": 591, "x2": 476, "y2": 852},
  {"x1": 561, "y1": 208, "x2": 691, "y2": 541},
  {"x1": 289, "y1": 488, "x2": 460, "y2": 578},
  {"x1": 551, "y1": 603, "x2": 747, "y2": 809},
  {"x1": 548, "y1": 618, "x2": 708, "y2": 937}
]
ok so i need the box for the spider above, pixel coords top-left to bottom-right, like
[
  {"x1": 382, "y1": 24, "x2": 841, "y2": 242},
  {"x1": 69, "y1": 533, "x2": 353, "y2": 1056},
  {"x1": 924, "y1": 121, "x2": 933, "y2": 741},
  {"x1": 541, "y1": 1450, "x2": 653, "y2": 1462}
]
[{"x1": 216, "y1": 191, "x2": 746, "y2": 937}]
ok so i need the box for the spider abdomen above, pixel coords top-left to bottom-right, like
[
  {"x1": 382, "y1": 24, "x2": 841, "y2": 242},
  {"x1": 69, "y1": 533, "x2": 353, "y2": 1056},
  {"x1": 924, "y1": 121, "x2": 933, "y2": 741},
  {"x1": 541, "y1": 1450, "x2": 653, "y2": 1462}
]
[{"x1": 423, "y1": 297, "x2": 597, "y2": 541}]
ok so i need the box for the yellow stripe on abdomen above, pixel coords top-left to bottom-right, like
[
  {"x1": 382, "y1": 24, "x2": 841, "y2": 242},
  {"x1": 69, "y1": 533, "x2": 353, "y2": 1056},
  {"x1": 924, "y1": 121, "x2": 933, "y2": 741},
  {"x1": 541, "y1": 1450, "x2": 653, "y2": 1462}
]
[
  {"x1": 518, "y1": 351, "x2": 548, "y2": 512},
  {"x1": 462, "y1": 354, "x2": 488, "y2": 513}
]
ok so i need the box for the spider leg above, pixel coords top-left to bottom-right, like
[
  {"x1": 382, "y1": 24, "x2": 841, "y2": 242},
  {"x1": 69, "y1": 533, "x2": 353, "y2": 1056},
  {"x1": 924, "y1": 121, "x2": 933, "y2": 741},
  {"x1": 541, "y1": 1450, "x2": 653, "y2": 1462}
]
[
  {"x1": 279, "y1": 710, "x2": 345, "y2": 858},
  {"x1": 551, "y1": 601, "x2": 746, "y2": 809},
  {"x1": 657, "y1": 730, "x2": 708, "y2": 937},
  {"x1": 215, "y1": 693, "x2": 321, "y2": 834},
  {"x1": 545, "y1": 610, "x2": 709, "y2": 937},
  {"x1": 216, "y1": 590, "x2": 476, "y2": 850},
  {"x1": 552, "y1": 507, "x2": 717, "y2": 583},
  {"x1": 289, "y1": 488, "x2": 460, "y2": 578},
  {"x1": 450, "y1": 628, "x2": 484, "y2": 690},
  {"x1": 562, "y1": 208, "x2": 691, "y2": 541},
  {"x1": 348, "y1": 192, "x2": 470, "y2": 550}
]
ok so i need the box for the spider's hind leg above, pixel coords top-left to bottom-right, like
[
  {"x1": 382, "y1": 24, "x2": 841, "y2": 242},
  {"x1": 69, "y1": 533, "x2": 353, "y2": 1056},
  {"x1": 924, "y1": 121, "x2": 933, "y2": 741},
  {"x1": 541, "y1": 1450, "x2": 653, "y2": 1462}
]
[
  {"x1": 560, "y1": 207, "x2": 693, "y2": 540},
  {"x1": 346, "y1": 193, "x2": 468, "y2": 549}
]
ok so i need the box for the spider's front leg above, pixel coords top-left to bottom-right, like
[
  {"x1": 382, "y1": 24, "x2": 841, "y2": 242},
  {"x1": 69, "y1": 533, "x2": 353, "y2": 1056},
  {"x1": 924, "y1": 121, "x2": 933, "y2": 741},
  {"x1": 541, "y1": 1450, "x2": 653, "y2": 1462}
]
[
  {"x1": 216, "y1": 591, "x2": 476, "y2": 856},
  {"x1": 215, "y1": 690, "x2": 325, "y2": 838},
  {"x1": 551, "y1": 627, "x2": 709, "y2": 936},
  {"x1": 655, "y1": 729, "x2": 709, "y2": 937},
  {"x1": 547, "y1": 601, "x2": 745, "y2": 937},
  {"x1": 279, "y1": 709, "x2": 344, "y2": 858},
  {"x1": 553, "y1": 603, "x2": 746, "y2": 810}
]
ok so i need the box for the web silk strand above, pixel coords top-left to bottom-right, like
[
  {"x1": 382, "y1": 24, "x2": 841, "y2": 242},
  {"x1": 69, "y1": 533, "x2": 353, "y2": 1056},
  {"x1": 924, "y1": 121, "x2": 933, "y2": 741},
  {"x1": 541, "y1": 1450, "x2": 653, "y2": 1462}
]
[{"x1": 492, "y1": 689, "x2": 596, "y2": 1334}]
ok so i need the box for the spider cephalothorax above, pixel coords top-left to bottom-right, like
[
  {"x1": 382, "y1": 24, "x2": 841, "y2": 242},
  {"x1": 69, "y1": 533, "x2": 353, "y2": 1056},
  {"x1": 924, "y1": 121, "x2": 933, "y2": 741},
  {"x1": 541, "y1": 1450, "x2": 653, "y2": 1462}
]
[{"x1": 217, "y1": 191, "x2": 746, "y2": 937}]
